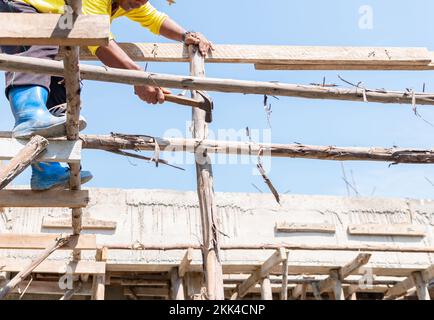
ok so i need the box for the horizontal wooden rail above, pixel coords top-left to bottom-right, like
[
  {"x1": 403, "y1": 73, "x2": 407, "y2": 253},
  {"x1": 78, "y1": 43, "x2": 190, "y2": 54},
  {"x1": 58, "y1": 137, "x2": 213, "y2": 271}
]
[{"x1": 0, "y1": 190, "x2": 89, "y2": 208}]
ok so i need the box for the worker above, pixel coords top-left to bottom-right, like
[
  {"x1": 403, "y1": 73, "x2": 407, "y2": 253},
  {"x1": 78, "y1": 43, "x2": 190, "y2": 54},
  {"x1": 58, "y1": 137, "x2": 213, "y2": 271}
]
[{"x1": 0, "y1": 0, "x2": 214, "y2": 190}]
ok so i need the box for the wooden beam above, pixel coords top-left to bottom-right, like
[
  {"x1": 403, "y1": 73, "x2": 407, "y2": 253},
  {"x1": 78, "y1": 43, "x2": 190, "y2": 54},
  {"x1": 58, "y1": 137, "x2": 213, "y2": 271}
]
[
  {"x1": 2, "y1": 54, "x2": 434, "y2": 106},
  {"x1": 0, "y1": 136, "x2": 48, "y2": 190},
  {"x1": 236, "y1": 248, "x2": 286, "y2": 298},
  {"x1": 91, "y1": 275, "x2": 105, "y2": 300},
  {"x1": 276, "y1": 222, "x2": 336, "y2": 234},
  {"x1": 74, "y1": 134, "x2": 434, "y2": 165},
  {"x1": 178, "y1": 248, "x2": 193, "y2": 278},
  {"x1": 124, "y1": 286, "x2": 169, "y2": 298},
  {"x1": 260, "y1": 277, "x2": 273, "y2": 300},
  {"x1": 348, "y1": 224, "x2": 426, "y2": 237},
  {"x1": 0, "y1": 235, "x2": 70, "y2": 299},
  {"x1": 12, "y1": 280, "x2": 91, "y2": 296},
  {"x1": 170, "y1": 268, "x2": 185, "y2": 300},
  {"x1": 0, "y1": 190, "x2": 89, "y2": 208},
  {"x1": 385, "y1": 265, "x2": 434, "y2": 299},
  {"x1": 0, "y1": 138, "x2": 82, "y2": 163},
  {"x1": 75, "y1": 43, "x2": 432, "y2": 66},
  {"x1": 42, "y1": 217, "x2": 117, "y2": 231},
  {"x1": 190, "y1": 46, "x2": 223, "y2": 301},
  {"x1": 255, "y1": 63, "x2": 434, "y2": 71},
  {"x1": 0, "y1": 259, "x2": 106, "y2": 275},
  {"x1": 0, "y1": 13, "x2": 109, "y2": 46},
  {"x1": 0, "y1": 234, "x2": 96, "y2": 250},
  {"x1": 318, "y1": 254, "x2": 371, "y2": 294},
  {"x1": 330, "y1": 269, "x2": 345, "y2": 300}
]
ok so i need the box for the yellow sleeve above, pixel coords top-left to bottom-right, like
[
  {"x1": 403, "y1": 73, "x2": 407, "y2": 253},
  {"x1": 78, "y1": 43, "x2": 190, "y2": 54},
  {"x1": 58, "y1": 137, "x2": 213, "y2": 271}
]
[
  {"x1": 82, "y1": 0, "x2": 113, "y2": 56},
  {"x1": 126, "y1": 2, "x2": 168, "y2": 35}
]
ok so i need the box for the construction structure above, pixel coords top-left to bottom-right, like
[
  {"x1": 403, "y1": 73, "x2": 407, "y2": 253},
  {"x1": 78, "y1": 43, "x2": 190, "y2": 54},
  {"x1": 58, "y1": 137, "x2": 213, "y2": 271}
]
[{"x1": 0, "y1": 3, "x2": 434, "y2": 300}]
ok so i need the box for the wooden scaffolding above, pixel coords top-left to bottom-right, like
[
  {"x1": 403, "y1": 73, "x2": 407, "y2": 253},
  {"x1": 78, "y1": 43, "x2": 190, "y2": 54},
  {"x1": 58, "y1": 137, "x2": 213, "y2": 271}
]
[{"x1": 0, "y1": 3, "x2": 434, "y2": 300}]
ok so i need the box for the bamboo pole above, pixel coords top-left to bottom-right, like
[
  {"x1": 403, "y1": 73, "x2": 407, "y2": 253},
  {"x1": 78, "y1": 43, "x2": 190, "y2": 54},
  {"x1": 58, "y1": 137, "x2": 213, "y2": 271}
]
[
  {"x1": 1, "y1": 53, "x2": 434, "y2": 106},
  {"x1": 0, "y1": 136, "x2": 48, "y2": 190},
  {"x1": 189, "y1": 46, "x2": 224, "y2": 300},
  {"x1": 0, "y1": 235, "x2": 70, "y2": 300}
]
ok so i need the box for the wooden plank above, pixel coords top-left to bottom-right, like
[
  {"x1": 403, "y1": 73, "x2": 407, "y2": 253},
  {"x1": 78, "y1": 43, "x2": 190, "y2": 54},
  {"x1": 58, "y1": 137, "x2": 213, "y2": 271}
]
[
  {"x1": 276, "y1": 222, "x2": 336, "y2": 234},
  {"x1": 0, "y1": 259, "x2": 106, "y2": 275},
  {"x1": 0, "y1": 234, "x2": 96, "y2": 250},
  {"x1": 76, "y1": 43, "x2": 431, "y2": 65},
  {"x1": 11, "y1": 281, "x2": 92, "y2": 296},
  {"x1": 0, "y1": 136, "x2": 48, "y2": 190},
  {"x1": 124, "y1": 287, "x2": 169, "y2": 298},
  {"x1": 0, "y1": 13, "x2": 109, "y2": 46},
  {"x1": 385, "y1": 276, "x2": 414, "y2": 299},
  {"x1": 178, "y1": 248, "x2": 193, "y2": 278},
  {"x1": 4, "y1": 54, "x2": 434, "y2": 107},
  {"x1": 348, "y1": 224, "x2": 426, "y2": 237},
  {"x1": 0, "y1": 190, "x2": 89, "y2": 208},
  {"x1": 237, "y1": 248, "x2": 287, "y2": 298},
  {"x1": 255, "y1": 63, "x2": 434, "y2": 71},
  {"x1": 0, "y1": 138, "x2": 82, "y2": 163},
  {"x1": 42, "y1": 217, "x2": 117, "y2": 231}
]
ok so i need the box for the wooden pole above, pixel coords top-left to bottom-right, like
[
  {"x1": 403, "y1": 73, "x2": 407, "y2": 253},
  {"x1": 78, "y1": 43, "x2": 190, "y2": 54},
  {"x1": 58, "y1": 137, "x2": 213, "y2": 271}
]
[
  {"x1": 280, "y1": 251, "x2": 289, "y2": 300},
  {"x1": 1, "y1": 53, "x2": 434, "y2": 106},
  {"x1": 0, "y1": 235, "x2": 70, "y2": 300},
  {"x1": 0, "y1": 136, "x2": 48, "y2": 190},
  {"x1": 170, "y1": 268, "x2": 185, "y2": 300},
  {"x1": 63, "y1": 1, "x2": 83, "y2": 264},
  {"x1": 261, "y1": 277, "x2": 273, "y2": 300},
  {"x1": 411, "y1": 271, "x2": 431, "y2": 300},
  {"x1": 189, "y1": 46, "x2": 224, "y2": 300},
  {"x1": 74, "y1": 134, "x2": 434, "y2": 165}
]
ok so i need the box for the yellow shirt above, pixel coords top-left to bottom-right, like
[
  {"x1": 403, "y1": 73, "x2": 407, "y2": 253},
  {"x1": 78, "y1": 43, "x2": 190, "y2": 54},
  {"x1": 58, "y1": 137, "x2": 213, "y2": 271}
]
[{"x1": 16, "y1": 0, "x2": 168, "y2": 54}]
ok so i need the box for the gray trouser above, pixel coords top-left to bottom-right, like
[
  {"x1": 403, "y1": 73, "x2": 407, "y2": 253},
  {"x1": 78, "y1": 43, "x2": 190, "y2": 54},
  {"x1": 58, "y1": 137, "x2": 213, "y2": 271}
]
[{"x1": 0, "y1": 0, "x2": 65, "y2": 108}]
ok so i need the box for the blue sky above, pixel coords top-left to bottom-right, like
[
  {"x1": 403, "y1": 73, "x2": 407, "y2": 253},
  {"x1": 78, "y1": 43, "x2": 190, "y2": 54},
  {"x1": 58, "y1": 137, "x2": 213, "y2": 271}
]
[{"x1": 2, "y1": 0, "x2": 434, "y2": 199}]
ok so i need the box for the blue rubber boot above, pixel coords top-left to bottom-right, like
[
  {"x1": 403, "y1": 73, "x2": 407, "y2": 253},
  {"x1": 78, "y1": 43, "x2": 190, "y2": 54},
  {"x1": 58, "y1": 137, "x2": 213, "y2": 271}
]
[
  {"x1": 31, "y1": 162, "x2": 93, "y2": 191},
  {"x1": 8, "y1": 85, "x2": 67, "y2": 138}
]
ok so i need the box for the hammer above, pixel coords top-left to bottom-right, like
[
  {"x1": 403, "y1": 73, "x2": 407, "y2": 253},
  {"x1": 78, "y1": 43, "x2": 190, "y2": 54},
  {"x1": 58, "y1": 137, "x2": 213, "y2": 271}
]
[{"x1": 164, "y1": 91, "x2": 213, "y2": 123}]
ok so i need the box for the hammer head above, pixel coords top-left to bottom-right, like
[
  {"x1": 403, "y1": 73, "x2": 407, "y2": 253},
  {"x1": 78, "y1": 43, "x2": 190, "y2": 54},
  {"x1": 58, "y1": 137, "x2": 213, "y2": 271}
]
[{"x1": 196, "y1": 90, "x2": 214, "y2": 123}]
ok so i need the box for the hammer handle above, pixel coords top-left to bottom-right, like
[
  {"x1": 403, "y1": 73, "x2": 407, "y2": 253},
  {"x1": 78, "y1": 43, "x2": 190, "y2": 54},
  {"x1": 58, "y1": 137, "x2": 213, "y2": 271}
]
[{"x1": 164, "y1": 94, "x2": 201, "y2": 108}]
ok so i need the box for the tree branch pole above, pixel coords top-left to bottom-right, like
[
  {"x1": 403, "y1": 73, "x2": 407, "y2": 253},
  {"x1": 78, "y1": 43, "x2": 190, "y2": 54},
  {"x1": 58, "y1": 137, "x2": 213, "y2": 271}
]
[
  {"x1": 189, "y1": 46, "x2": 224, "y2": 300},
  {"x1": 1, "y1": 53, "x2": 434, "y2": 105},
  {"x1": 0, "y1": 235, "x2": 70, "y2": 300},
  {"x1": 0, "y1": 136, "x2": 48, "y2": 190},
  {"x1": 63, "y1": 0, "x2": 83, "y2": 262}
]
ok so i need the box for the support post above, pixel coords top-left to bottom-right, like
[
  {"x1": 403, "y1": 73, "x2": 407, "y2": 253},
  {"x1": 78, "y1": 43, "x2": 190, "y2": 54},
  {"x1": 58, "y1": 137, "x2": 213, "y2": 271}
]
[
  {"x1": 63, "y1": 0, "x2": 83, "y2": 263},
  {"x1": 260, "y1": 276, "x2": 273, "y2": 300},
  {"x1": 189, "y1": 45, "x2": 223, "y2": 300},
  {"x1": 411, "y1": 271, "x2": 431, "y2": 300},
  {"x1": 0, "y1": 136, "x2": 48, "y2": 190},
  {"x1": 171, "y1": 268, "x2": 185, "y2": 300}
]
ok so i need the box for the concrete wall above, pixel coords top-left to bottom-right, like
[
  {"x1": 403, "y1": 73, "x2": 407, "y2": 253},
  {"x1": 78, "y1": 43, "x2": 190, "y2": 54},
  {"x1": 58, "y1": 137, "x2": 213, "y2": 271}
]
[{"x1": 1, "y1": 188, "x2": 433, "y2": 276}]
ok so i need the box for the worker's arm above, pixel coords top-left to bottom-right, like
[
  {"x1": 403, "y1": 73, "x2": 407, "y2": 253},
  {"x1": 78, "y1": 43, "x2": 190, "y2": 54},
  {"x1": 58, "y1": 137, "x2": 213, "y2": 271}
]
[
  {"x1": 159, "y1": 17, "x2": 215, "y2": 56},
  {"x1": 95, "y1": 40, "x2": 170, "y2": 105}
]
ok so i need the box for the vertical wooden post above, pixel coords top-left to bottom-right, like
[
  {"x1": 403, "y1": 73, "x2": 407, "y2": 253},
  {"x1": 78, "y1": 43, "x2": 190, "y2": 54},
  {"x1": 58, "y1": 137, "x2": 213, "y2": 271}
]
[
  {"x1": 63, "y1": 0, "x2": 83, "y2": 262},
  {"x1": 280, "y1": 251, "x2": 289, "y2": 300},
  {"x1": 411, "y1": 271, "x2": 431, "y2": 300},
  {"x1": 330, "y1": 269, "x2": 345, "y2": 300},
  {"x1": 170, "y1": 268, "x2": 185, "y2": 300},
  {"x1": 189, "y1": 45, "x2": 224, "y2": 300},
  {"x1": 260, "y1": 276, "x2": 273, "y2": 300},
  {"x1": 91, "y1": 247, "x2": 107, "y2": 300}
]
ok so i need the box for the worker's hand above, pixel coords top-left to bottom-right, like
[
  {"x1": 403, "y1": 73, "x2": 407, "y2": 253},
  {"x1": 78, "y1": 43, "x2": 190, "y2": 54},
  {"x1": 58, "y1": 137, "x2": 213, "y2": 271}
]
[
  {"x1": 134, "y1": 85, "x2": 171, "y2": 105},
  {"x1": 184, "y1": 32, "x2": 215, "y2": 57}
]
